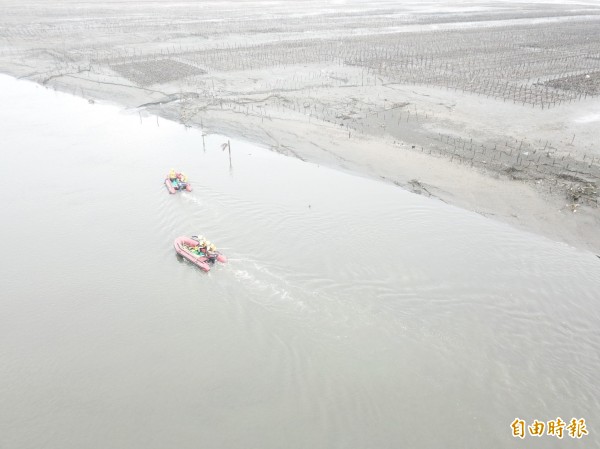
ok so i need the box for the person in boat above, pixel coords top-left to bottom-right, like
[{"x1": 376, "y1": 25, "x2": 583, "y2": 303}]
[
  {"x1": 177, "y1": 173, "x2": 188, "y2": 190},
  {"x1": 196, "y1": 240, "x2": 211, "y2": 257},
  {"x1": 168, "y1": 168, "x2": 182, "y2": 189},
  {"x1": 205, "y1": 242, "x2": 218, "y2": 260},
  {"x1": 190, "y1": 237, "x2": 205, "y2": 255}
]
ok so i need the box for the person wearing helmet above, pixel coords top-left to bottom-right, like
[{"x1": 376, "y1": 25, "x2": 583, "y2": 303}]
[{"x1": 168, "y1": 168, "x2": 177, "y2": 181}]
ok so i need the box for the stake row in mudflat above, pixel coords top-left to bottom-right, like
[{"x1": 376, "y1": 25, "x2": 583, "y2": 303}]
[
  {"x1": 4, "y1": 12, "x2": 599, "y2": 110},
  {"x1": 429, "y1": 133, "x2": 600, "y2": 205}
]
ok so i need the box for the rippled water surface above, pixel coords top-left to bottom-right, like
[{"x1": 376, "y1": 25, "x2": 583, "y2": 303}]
[{"x1": 1, "y1": 75, "x2": 599, "y2": 448}]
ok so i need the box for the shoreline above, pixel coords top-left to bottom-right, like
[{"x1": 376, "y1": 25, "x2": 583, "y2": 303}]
[
  {"x1": 18, "y1": 71, "x2": 598, "y2": 255},
  {"x1": 1, "y1": 0, "x2": 599, "y2": 253}
]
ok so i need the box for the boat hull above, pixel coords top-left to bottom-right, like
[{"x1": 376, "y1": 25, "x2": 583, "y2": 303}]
[{"x1": 174, "y1": 236, "x2": 226, "y2": 272}]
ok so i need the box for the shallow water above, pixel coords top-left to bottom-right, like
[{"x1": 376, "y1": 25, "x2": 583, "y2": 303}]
[{"x1": 0, "y1": 74, "x2": 599, "y2": 448}]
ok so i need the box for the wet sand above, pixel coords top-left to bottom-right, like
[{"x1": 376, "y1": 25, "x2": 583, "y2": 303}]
[{"x1": 1, "y1": 0, "x2": 599, "y2": 252}]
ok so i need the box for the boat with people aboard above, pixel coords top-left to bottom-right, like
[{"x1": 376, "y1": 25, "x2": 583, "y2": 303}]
[
  {"x1": 165, "y1": 168, "x2": 192, "y2": 194},
  {"x1": 174, "y1": 235, "x2": 227, "y2": 272}
]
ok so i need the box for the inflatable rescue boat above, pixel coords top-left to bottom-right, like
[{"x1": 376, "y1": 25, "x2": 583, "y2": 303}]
[{"x1": 174, "y1": 236, "x2": 227, "y2": 272}]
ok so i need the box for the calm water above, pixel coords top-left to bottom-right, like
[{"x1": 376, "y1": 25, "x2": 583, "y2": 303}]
[{"x1": 1, "y1": 74, "x2": 599, "y2": 448}]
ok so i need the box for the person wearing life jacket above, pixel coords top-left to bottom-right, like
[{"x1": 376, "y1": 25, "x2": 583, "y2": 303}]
[
  {"x1": 168, "y1": 168, "x2": 177, "y2": 181},
  {"x1": 178, "y1": 172, "x2": 188, "y2": 190},
  {"x1": 201, "y1": 240, "x2": 211, "y2": 256},
  {"x1": 205, "y1": 242, "x2": 218, "y2": 261}
]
